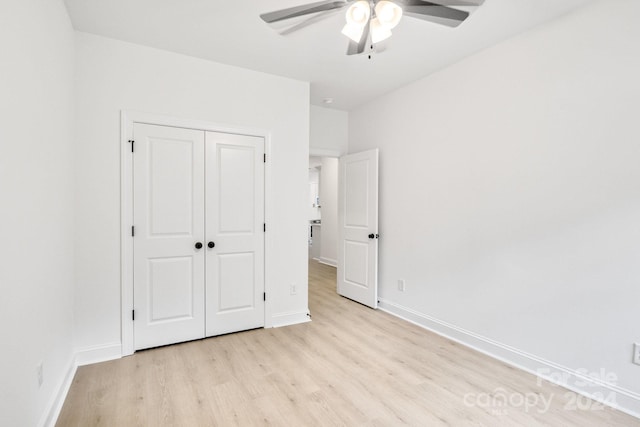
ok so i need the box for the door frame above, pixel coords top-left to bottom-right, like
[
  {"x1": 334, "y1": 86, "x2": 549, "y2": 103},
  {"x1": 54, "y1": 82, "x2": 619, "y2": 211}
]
[{"x1": 120, "y1": 110, "x2": 273, "y2": 356}]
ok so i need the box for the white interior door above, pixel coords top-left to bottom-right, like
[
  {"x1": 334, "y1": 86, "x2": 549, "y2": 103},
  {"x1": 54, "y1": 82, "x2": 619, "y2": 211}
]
[
  {"x1": 205, "y1": 132, "x2": 265, "y2": 336},
  {"x1": 337, "y1": 149, "x2": 379, "y2": 308},
  {"x1": 133, "y1": 124, "x2": 205, "y2": 350}
]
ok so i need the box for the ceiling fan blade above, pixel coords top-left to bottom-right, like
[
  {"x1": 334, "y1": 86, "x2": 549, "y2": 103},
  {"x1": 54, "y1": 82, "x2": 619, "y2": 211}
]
[
  {"x1": 402, "y1": 1, "x2": 470, "y2": 27},
  {"x1": 403, "y1": 10, "x2": 468, "y2": 28},
  {"x1": 346, "y1": 20, "x2": 370, "y2": 55},
  {"x1": 396, "y1": 0, "x2": 483, "y2": 7},
  {"x1": 260, "y1": 0, "x2": 349, "y2": 24},
  {"x1": 279, "y1": 9, "x2": 343, "y2": 35}
]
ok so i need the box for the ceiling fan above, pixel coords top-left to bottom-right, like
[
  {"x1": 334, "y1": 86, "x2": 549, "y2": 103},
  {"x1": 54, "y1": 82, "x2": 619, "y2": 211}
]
[{"x1": 260, "y1": 0, "x2": 485, "y2": 56}]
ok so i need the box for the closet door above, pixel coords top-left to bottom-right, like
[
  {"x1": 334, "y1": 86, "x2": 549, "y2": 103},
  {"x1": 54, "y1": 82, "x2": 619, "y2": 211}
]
[
  {"x1": 205, "y1": 132, "x2": 265, "y2": 336},
  {"x1": 133, "y1": 124, "x2": 205, "y2": 350}
]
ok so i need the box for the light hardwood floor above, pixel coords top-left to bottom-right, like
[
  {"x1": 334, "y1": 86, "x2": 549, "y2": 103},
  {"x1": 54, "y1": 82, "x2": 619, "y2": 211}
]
[{"x1": 57, "y1": 260, "x2": 639, "y2": 426}]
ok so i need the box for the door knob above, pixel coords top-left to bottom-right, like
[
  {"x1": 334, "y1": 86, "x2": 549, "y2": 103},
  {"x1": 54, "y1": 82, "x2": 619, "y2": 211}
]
[
  {"x1": 368, "y1": 233, "x2": 375, "y2": 239},
  {"x1": 195, "y1": 242, "x2": 203, "y2": 249},
  {"x1": 208, "y1": 241, "x2": 215, "y2": 248}
]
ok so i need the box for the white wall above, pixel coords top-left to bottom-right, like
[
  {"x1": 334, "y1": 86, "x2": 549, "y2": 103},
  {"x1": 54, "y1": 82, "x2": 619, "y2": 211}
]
[
  {"x1": 319, "y1": 158, "x2": 339, "y2": 266},
  {"x1": 0, "y1": 0, "x2": 76, "y2": 425},
  {"x1": 350, "y1": 0, "x2": 640, "y2": 414},
  {"x1": 73, "y1": 33, "x2": 310, "y2": 351},
  {"x1": 310, "y1": 105, "x2": 348, "y2": 156}
]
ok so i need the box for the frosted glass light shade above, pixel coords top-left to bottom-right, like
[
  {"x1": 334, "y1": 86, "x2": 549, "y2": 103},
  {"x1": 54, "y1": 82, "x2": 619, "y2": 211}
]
[
  {"x1": 342, "y1": 23, "x2": 365, "y2": 43},
  {"x1": 370, "y1": 18, "x2": 392, "y2": 43},
  {"x1": 375, "y1": 1, "x2": 403, "y2": 29},
  {"x1": 345, "y1": 1, "x2": 371, "y2": 26}
]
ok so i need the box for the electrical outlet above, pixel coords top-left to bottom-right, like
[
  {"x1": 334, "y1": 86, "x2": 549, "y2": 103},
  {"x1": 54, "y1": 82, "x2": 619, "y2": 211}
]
[
  {"x1": 36, "y1": 362, "x2": 43, "y2": 388},
  {"x1": 633, "y1": 343, "x2": 640, "y2": 366},
  {"x1": 397, "y1": 279, "x2": 405, "y2": 292},
  {"x1": 290, "y1": 284, "x2": 297, "y2": 295}
]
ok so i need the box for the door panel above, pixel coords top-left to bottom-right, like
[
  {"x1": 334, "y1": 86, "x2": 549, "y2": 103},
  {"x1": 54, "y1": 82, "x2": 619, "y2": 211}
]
[
  {"x1": 149, "y1": 139, "x2": 195, "y2": 235},
  {"x1": 338, "y1": 149, "x2": 379, "y2": 308},
  {"x1": 205, "y1": 132, "x2": 265, "y2": 337},
  {"x1": 344, "y1": 240, "x2": 368, "y2": 288},
  {"x1": 148, "y1": 257, "x2": 194, "y2": 322},
  {"x1": 218, "y1": 146, "x2": 256, "y2": 233},
  {"x1": 345, "y1": 159, "x2": 369, "y2": 227},
  {"x1": 218, "y1": 252, "x2": 255, "y2": 311},
  {"x1": 133, "y1": 123, "x2": 205, "y2": 350}
]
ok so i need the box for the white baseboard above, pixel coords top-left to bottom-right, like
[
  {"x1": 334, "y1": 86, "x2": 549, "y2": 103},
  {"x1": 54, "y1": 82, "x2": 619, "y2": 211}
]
[
  {"x1": 270, "y1": 310, "x2": 311, "y2": 328},
  {"x1": 318, "y1": 257, "x2": 337, "y2": 267},
  {"x1": 75, "y1": 342, "x2": 122, "y2": 367},
  {"x1": 38, "y1": 356, "x2": 76, "y2": 427},
  {"x1": 378, "y1": 298, "x2": 640, "y2": 420},
  {"x1": 309, "y1": 147, "x2": 343, "y2": 157},
  {"x1": 39, "y1": 343, "x2": 123, "y2": 427}
]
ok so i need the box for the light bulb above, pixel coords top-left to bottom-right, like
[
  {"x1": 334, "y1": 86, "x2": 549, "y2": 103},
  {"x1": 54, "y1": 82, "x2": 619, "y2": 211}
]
[{"x1": 374, "y1": 1, "x2": 403, "y2": 29}]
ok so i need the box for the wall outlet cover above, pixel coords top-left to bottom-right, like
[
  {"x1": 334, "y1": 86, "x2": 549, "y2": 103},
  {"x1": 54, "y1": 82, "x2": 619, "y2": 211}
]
[{"x1": 633, "y1": 343, "x2": 640, "y2": 365}]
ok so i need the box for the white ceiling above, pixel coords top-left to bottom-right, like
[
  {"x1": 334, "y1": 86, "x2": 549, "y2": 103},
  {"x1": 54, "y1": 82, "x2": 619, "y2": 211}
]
[{"x1": 63, "y1": 0, "x2": 590, "y2": 110}]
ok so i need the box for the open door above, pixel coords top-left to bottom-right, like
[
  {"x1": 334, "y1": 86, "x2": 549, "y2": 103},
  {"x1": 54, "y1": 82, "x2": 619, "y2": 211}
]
[{"x1": 337, "y1": 149, "x2": 379, "y2": 308}]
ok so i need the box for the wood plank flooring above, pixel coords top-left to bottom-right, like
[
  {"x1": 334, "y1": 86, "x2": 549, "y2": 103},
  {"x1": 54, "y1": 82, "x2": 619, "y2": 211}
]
[{"x1": 57, "y1": 260, "x2": 639, "y2": 426}]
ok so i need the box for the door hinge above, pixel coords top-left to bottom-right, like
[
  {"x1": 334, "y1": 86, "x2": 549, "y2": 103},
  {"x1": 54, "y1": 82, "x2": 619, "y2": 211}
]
[
  {"x1": 263, "y1": 292, "x2": 266, "y2": 301},
  {"x1": 263, "y1": 153, "x2": 266, "y2": 163},
  {"x1": 131, "y1": 226, "x2": 135, "y2": 237},
  {"x1": 132, "y1": 310, "x2": 135, "y2": 321},
  {"x1": 263, "y1": 223, "x2": 266, "y2": 232},
  {"x1": 129, "y1": 140, "x2": 135, "y2": 153}
]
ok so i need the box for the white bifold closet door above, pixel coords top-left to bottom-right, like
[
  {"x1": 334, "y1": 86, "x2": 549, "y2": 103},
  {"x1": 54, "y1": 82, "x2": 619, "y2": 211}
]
[{"x1": 133, "y1": 123, "x2": 264, "y2": 351}]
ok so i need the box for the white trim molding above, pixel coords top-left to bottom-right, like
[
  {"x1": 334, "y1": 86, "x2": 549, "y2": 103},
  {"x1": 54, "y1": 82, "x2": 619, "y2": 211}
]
[
  {"x1": 378, "y1": 298, "x2": 640, "y2": 419},
  {"x1": 38, "y1": 343, "x2": 123, "y2": 427},
  {"x1": 75, "y1": 342, "x2": 122, "y2": 367},
  {"x1": 318, "y1": 257, "x2": 337, "y2": 267},
  {"x1": 37, "y1": 357, "x2": 76, "y2": 427},
  {"x1": 120, "y1": 110, "x2": 273, "y2": 355},
  {"x1": 270, "y1": 311, "x2": 311, "y2": 328},
  {"x1": 309, "y1": 147, "x2": 342, "y2": 158}
]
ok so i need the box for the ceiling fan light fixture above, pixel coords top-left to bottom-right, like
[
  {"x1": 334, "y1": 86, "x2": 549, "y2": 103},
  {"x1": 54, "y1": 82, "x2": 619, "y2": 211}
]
[
  {"x1": 260, "y1": 0, "x2": 483, "y2": 57},
  {"x1": 374, "y1": 1, "x2": 403, "y2": 29},
  {"x1": 345, "y1": 1, "x2": 371, "y2": 26},
  {"x1": 370, "y1": 18, "x2": 392, "y2": 44}
]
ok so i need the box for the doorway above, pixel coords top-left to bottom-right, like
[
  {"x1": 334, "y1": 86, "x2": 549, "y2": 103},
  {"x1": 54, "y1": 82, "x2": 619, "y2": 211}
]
[
  {"x1": 308, "y1": 149, "x2": 380, "y2": 310},
  {"x1": 308, "y1": 156, "x2": 339, "y2": 268}
]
